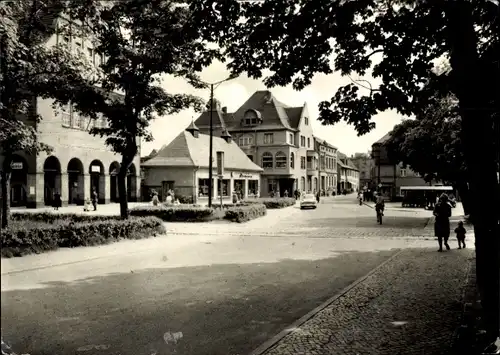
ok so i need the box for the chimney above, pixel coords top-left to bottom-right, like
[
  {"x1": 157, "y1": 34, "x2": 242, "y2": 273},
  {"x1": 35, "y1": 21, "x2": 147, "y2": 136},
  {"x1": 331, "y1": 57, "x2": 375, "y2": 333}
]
[
  {"x1": 221, "y1": 128, "x2": 232, "y2": 144},
  {"x1": 186, "y1": 120, "x2": 200, "y2": 138},
  {"x1": 222, "y1": 106, "x2": 227, "y2": 114}
]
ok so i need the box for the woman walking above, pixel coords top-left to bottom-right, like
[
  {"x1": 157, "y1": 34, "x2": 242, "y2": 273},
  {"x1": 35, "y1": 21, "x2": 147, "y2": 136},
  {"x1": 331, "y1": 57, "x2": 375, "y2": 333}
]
[{"x1": 434, "y1": 193, "x2": 452, "y2": 252}]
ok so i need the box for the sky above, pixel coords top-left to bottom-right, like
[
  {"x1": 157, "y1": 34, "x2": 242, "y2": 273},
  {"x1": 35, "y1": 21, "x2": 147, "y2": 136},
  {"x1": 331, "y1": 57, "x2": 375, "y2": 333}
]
[{"x1": 141, "y1": 58, "x2": 404, "y2": 158}]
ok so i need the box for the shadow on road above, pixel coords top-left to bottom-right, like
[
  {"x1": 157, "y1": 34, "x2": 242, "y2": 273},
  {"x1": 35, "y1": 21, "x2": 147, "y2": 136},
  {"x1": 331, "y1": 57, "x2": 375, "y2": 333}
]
[{"x1": 1, "y1": 249, "x2": 400, "y2": 355}]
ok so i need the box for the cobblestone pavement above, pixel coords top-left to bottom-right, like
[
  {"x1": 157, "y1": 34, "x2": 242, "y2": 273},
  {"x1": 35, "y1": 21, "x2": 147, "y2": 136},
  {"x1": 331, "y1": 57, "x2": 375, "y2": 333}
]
[{"x1": 255, "y1": 247, "x2": 474, "y2": 355}]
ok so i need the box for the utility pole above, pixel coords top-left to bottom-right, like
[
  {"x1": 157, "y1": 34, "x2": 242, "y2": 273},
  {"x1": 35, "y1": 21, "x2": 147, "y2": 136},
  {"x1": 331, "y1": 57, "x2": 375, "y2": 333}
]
[{"x1": 208, "y1": 84, "x2": 214, "y2": 208}]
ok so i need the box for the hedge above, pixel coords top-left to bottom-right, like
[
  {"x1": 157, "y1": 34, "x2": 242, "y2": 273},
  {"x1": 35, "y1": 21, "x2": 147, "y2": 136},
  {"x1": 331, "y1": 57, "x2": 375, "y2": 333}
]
[
  {"x1": 224, "y1": 204, "x2": 267, "y2": 223},
  {"x1": 10, "y1": 212, "x2": 121, "y2": 223},
  {"x1": 243, "y1": 197, "x2": 296, "y2": 209},
  {"x1": 1, "y1": 216, "x2": 166, "y2": 258},
  {"x1": 130, "y1": 203, "x2": 266, "y2": 223}
]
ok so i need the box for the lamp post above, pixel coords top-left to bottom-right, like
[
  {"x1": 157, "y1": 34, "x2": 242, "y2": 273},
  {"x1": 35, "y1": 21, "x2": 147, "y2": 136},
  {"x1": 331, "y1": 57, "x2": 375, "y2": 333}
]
[{"x1": 205, "y1": 75, "x2": 237, "y2": 208}]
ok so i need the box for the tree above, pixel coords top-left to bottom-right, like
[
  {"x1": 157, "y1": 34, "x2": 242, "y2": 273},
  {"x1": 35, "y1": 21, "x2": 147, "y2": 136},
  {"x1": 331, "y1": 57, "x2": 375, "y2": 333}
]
[
  {"x1": 385, "y1": 92, "x2": 472, "y2": 214},
  {"x1": 53, "y1": 0, "x2": 220, "y2": 219},
  {"x1": 198, "y1": 0, "x2": 500, "y2": 346},
  {"x1": 0, "y1": 0, "x2": 89, "y2": 228}
]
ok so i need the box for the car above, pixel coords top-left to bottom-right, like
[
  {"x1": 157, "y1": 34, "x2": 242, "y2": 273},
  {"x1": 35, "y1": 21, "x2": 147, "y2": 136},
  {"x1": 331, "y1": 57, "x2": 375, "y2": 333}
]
[{"x1": 300, "y1": 194, "x2": 317, "y2": 209}]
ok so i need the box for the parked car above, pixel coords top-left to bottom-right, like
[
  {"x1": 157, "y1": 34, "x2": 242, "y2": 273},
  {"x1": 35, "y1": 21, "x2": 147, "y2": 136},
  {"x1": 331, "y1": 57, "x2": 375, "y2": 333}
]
[{"x1": 300, "y1": 194, "x2": 317, "y2": 209}]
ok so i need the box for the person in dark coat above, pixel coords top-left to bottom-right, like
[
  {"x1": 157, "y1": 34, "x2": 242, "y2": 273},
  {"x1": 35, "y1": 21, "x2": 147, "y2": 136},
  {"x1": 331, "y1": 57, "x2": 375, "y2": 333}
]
[
  {"x1": 434, "y1": 193, "x2": 452, "y2": 252},
  {"x1": 92, "y1": 188, "x2": 98, "y2": 211},
  {"x1": 53, "y1": 191, "x2": 62, "y2": 210}
]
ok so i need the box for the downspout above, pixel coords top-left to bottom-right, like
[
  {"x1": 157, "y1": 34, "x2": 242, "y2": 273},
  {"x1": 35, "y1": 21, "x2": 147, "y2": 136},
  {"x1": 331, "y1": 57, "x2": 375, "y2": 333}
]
[{"x1": 193, "y1": 166, "x2": 199, "y2": 204}]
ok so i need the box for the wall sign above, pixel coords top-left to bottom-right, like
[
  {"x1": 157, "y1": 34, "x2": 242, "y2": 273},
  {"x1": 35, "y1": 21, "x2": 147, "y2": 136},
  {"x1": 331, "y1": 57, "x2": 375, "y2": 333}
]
[
  {"x1": 91, "y1": 165, "x2": 101, "y2": 173},
  {"x1": 10, "y1": 162, "x2": 23, "y2": 170},
  {"x1": 239, "y1": 173, "x2": 253, "y2": 179}
]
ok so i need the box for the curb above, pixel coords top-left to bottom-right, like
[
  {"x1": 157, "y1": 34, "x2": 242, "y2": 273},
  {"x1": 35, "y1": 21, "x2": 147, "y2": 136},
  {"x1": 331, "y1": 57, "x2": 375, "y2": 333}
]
[{"x1": 248, "y1": 248, "x2": 405, "y2": 355}]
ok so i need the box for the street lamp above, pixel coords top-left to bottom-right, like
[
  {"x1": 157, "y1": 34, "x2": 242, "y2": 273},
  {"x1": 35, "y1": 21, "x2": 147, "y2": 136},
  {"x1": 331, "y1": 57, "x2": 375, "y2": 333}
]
[{"x1": 202, "y1": 75, "x2": 237, "y2": 208}]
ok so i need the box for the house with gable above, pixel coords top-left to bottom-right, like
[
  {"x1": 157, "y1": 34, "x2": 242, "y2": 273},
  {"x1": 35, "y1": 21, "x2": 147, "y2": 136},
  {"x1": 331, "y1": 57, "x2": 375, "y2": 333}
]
[{"x1": 195, "y1": 90, "x2": 319, "y2": 197}]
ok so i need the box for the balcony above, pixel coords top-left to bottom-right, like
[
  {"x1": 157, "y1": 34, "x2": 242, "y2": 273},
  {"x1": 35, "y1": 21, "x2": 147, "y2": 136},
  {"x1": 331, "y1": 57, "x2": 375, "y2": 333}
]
[
  {"x1": 307, "y1": 163, "x2": 317, "y2": 175},
  {"x1": 307, "y1": 150, "x2": 318, "y2": 158}
]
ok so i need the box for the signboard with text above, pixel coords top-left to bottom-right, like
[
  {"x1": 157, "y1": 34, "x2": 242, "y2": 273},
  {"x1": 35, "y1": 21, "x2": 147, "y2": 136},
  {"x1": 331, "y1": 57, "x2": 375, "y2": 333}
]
[{"x1": 10, "y1": 162, "x2": 23, "y2": 170}]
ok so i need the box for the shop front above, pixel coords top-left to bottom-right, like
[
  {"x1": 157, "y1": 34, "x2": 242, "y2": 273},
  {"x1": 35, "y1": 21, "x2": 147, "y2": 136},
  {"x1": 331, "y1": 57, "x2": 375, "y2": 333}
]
[{"x1": 195, "y1": 170, "x2": 260, "y2": 203}]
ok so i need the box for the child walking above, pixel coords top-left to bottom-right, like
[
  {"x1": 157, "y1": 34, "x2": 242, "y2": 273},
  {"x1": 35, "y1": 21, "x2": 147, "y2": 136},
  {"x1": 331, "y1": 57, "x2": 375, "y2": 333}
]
[{"x1": 454, "y1": 221, "x2": 467, "y2": 249}]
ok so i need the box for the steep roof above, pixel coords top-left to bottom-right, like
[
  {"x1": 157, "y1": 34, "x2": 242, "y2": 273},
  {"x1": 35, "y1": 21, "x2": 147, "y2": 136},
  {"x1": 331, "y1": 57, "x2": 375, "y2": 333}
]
[
  {"x1": 314, "y1": 136, "x2": 338, "y2": 149},
  {"x1": 143, "y1": 130, "x2": 263, "y2": 172},
  {"x1": 337, "y1": 151, "x2": 347, "y2": 160},
  {"x1": 374, "y1": 132, "x2": 391, "y2": 145}
]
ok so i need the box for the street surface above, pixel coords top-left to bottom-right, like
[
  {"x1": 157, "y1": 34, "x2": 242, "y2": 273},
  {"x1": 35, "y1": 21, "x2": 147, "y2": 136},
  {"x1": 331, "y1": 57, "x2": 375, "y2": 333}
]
[{"x1": 1, "y1": 195, "x2": 466, "y2": 355}]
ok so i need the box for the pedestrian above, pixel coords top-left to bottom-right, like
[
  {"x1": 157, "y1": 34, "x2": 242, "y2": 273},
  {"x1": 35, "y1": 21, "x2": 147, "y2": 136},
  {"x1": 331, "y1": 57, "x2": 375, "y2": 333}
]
[
  {"x1": 53, "y1": 190, "x2": 62, "y2": 211},
  {"x1": 83, "y1": 198, "x2": 92, "y2": 211},
  {"x1": 91, "y1": 187, "x2": 98, "y2": 211},
  {"x1": 151, "y1": 192, "x2": 159, "y2": 206},
  {"x1": 284, "y1": 190, "x2": 289, "y2": 198},
  {"x1": 454, "y1": 221, "x2": 467, "y2": 249},
  {"x1": 165, "y1": 191, "x2": 173, "y2": 204},
  {"x1": 433, "y1": 193, "x2": 452, "y2": 252},
  {"x1": 316, "y1": 190, "x2": 320, "y2": 203}
]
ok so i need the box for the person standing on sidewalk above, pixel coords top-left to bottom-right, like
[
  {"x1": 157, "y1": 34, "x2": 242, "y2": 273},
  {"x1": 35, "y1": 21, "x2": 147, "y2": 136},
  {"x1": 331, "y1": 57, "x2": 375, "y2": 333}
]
[
  {"x1": 433, "y1": 193, "x2": 452, "y2": 252},
  {"x1": 454, "y1": 221, "x2": 467, "y2": 249},
  {"x1": 91, "y1": 188, "x2": 98, "y2": 211}
]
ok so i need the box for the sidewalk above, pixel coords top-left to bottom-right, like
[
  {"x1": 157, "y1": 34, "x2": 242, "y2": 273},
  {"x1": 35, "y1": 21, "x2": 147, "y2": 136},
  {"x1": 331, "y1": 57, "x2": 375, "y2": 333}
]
[{"x1": 251, "y1": 246, "x2": 475, "y2": 355}]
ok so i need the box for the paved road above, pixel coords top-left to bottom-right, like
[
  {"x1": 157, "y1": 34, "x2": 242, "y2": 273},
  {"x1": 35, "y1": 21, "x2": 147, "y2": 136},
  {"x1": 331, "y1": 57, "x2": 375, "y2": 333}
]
[{"x1": 1, "y1": 195, "x2": 441, "y2": 355}]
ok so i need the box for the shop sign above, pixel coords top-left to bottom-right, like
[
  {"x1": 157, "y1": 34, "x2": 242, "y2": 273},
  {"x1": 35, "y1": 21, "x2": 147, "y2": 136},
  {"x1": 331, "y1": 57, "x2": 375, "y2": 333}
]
[
  {"x1": 10, "y1": 162, "x2": 23, "y2": 170},
  {"x1": 91, "y1": 165, "x2": 101, "y2": 173},
  {"x1": 239, "y1": 173, "x2": 253, "y2": 179}
]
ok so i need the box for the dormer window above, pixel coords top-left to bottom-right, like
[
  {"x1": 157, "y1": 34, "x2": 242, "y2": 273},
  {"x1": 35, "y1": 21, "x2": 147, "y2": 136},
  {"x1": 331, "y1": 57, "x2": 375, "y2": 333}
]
[{"x1": 243, "y1": 109, "x2": 262, "y2": 126}]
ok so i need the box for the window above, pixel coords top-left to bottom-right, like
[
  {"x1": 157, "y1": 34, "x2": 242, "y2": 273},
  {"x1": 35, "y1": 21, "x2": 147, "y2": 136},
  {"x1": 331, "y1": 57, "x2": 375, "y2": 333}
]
[
  {"x1": 198, "y1": 179, "x2": 212, "y2": 197},
  {"x1": 300, "y1": 156, "x2": 306, "y2": 169},
  {"x1": 290, "y1": 152, "x2": 295, "y2": 168},
  {"x1": 307, "y1": 156, "x2": 313, "y2": 169},
  {"x1": 307, "y1": 137, "x2": 310, "y2": 148},
  {"x1": 301, "y1": 177, "x2": 305, "y2": 191},
  {"x1": 61, "y1": 104, "x2": 71, "y2": 127},
  {"x1": 72, "y1": 110, "x2": 82, "y2": 129},
  {"x1": 321, "y1": 156, "x2": 326, "y2": 170},
  {"x1": 305, "y1": 117, "x2": 309, "y2": 125},
  {"x1": 239, "y1": 135, "x2": 253, "y2": 146},
  {"x1": 217, "y1": 179, "x2": 229, "y2": 197},
  {"x1": 262, "y1": 152, "x2": 273, "y2": 168},
  {"x1": 289, "y1": 133, "x2": 294, "y2": 144},
  {"x1": 264, "y1": 133, "x2": 274, "y2": 144},
  {"x1": 248, "y1": 180, "x2": 258, "y2": 196},
  {"x1": 268, "y1": 179, "x2": 278, "y2": 193},
  {"x1": 275, "y1": 151, "x2": 287, "y2": 168},
  {"x1": 300, "y1": 136, "x2": 305, "y2": 147},
  {"x1": 247, "y1": 155, "x2": 253, "y2": 162},
  {"x1": 400, "y1": 169, "x2": 407, "y2": 177}
]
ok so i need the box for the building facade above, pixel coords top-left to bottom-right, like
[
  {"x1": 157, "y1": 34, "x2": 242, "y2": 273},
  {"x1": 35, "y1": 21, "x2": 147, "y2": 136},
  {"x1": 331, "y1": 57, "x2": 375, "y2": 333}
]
[
  {"x1": 0, "y1": 16, "x2": 141, "y2": 208},
  {"x1": 337, "y1": 152, "x2": 360, "y2": 193},
  {"x1": 195, "y1": 91, "x2": 318, "y2": 197},
  {"x1": 371, "y1": 133, "x2": 430, "y2": 200},
  {"x1": 315, "y1": 137, "x2": 338, "y2": 195},
  {"x1": 350, "y1": 153, "x2": 375, "y2": 190},
  {"x1": 141, "y1": 123, "x2": 262, "y2": 204}
]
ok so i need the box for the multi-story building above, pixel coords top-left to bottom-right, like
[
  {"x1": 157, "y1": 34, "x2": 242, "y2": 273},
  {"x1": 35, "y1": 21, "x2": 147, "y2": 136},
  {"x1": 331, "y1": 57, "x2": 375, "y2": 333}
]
[
  {"x1": 315, "y1": 137, "x2": 338, "y2": 195},
  {"x1": 350, "y1": 153, "x2": 375, "y2": 190},
  {"x1": 371, "y1": 132, "x2": 430, "y2": 200},
  {"x1": 337, "y1": 152, "x2": 360, "y2": 193},
  {"x1": 195, "y1": 90, "x2": 318, "y2": 196},
  {"x1": 0, "y1": 15, "x2": 141, "y2": 208}
]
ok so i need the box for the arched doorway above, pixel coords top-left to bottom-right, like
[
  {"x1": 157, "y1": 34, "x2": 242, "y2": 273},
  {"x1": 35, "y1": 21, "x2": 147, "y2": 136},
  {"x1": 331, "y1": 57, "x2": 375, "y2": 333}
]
[
  {"x1": 44, "y1": 156, "x2": 61, "y2": 206},
  {"x1": 3, "y1": 155, "x2": 28, "y2": 207},
  {"x1": 109, "y1": 161, "x2": 120, "y2": 203},
  {"x1": 89, "y1": 160, "x2": 105, "y2": 204},
  {"x1": 127, "y1": 163, "x2": 137, "y2": 202},
  {"x1": 67, "y1": 158, "x2": 84, "y2": 205}
]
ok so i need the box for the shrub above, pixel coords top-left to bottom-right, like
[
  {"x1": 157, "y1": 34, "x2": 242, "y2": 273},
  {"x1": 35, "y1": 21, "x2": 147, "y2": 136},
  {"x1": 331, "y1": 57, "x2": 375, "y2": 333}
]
[
  {"x1": 130, "y1": 205, "x2": 224, "y2": 222},
  {"x1": 224, "y1": 203, "x2": 267, "y2": 223},
  {"x1": 1, "y1": 217, "x2": 166, "y2": 258},
  {"x1": 10, "y1": 212, "x2": 121, "y2": 224},
  {"x1": 243, "y1": 197, "x2": 296, "y2": 209}
]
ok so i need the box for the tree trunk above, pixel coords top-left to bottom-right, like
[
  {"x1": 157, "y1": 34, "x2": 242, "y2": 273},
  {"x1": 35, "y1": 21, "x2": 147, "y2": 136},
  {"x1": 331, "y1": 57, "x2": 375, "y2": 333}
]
[
  {"x1": 445, "y1": 1, "x2": 500, "y2": 343},
  {"x1": 1, "y1": 170, "x2": 11, "y2": 229},
  {"x1": 456, "y1": 181, "x2": 471, "y2": 216},
  {"x1": 118, "y1": 156, "x2": 133, "y2": 220}
]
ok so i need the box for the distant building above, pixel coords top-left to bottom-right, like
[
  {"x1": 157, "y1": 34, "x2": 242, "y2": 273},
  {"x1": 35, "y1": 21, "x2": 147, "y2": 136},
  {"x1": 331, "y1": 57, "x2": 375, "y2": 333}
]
[
  {"x1": 194, "y1": 90, "x2": 318, "y2": 196},
  {"x1": 337, "y1": 152, "x2": 360, "y2": 193},
  {"x1": 350, "y1": 153, "x2": 375, "y2": 190},
  {"x1": 371, "y1": 133, "x2": 431, "y2": 200},
  {"x1": 141, "y1": 122, "x2": 263, "y2": 203},
  {"x1": 314, "y1": 137, "x2": 338, "y2": 195}
]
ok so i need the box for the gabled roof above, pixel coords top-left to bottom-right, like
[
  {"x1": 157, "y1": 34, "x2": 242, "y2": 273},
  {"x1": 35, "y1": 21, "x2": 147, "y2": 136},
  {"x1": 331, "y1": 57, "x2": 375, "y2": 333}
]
[
  {"x1": 314, "y1": 136, "x2": 338, "y2": 149},
  {"x1": 142, "y1": 130, "x2": 263, "y2": 172},
  {"x1": 337, "y1": 151, "x2": 347, "y2": 160}
]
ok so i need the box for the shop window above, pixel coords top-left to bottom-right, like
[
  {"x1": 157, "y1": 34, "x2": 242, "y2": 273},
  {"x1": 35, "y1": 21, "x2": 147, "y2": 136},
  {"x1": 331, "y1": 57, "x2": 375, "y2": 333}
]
[
  {"x1": 248, "y1": 180, "x2": 258, "y2": 196},
  {"x1": 198, "y1": 178, "x2": 212, "y2": 197},
  {"x1": 217, "y1": 179, "x2": 229, "y2": 196}
]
